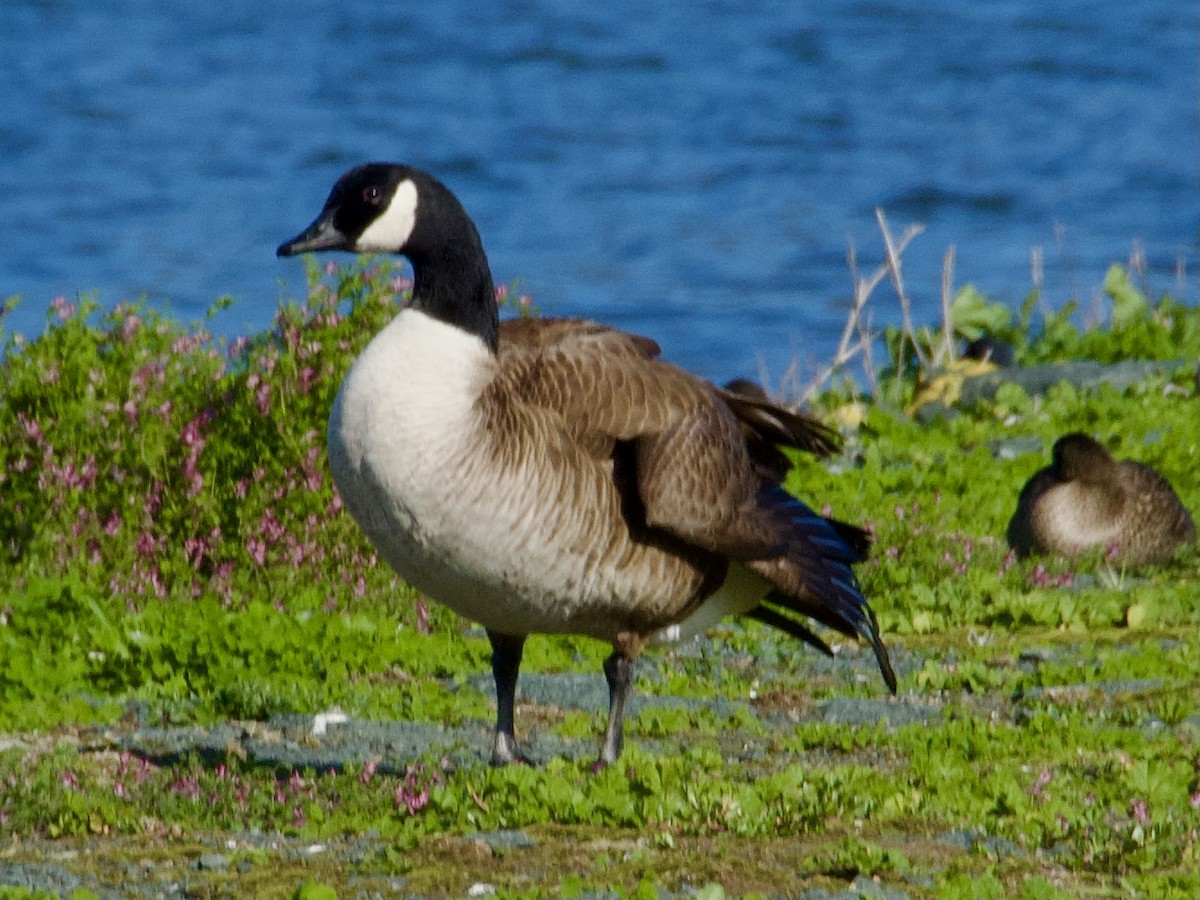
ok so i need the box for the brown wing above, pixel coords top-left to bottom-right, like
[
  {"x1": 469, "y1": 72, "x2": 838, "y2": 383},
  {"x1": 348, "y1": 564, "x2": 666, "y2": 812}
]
[
  {"x1": 492, "y1": 317, "x2": 894, "y2": 691},
  {"x1": 496, "y1": 317, "x2": 788, "y2": 560},
  {"x1": 719, "y1": 378, "x2": 842, "y2": 475}
]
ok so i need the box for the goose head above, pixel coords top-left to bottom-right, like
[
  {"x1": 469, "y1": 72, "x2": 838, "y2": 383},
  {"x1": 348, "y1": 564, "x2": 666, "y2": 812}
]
[{"x1": 277, "y1": 163, "x2": 499, "y2": 351}]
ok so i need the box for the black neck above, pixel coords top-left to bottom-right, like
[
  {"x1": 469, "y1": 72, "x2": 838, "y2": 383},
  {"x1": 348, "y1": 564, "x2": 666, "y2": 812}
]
[
  {"x1": 409, "y1": 248, "x2": 499, "y2": 354},
  {"x1": 404, "y1": 175, "x2": 500, "y2": 354}
]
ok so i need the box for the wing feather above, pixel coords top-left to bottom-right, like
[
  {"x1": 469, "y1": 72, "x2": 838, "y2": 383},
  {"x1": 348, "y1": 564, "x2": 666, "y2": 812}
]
[{"x1": 490, "y1": 317, "x2": 894, "y2": 691}]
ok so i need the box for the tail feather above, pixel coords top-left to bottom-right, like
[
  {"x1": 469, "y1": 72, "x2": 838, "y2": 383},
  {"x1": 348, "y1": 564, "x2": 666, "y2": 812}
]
[
  {"x1": 750, "y1": 485, "x2": 897, "y2": 694},
  {"x1": 746, "y1": 605, "x2": 834, "y2": 658},
  {"x1": 720, "y1": 379, "x2": 842, "y2": 466}
]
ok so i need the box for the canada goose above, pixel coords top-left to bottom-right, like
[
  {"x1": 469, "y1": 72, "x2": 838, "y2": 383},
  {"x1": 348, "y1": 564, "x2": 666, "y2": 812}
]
[
  {"x1": 1007, "y1": 433, "x2": 1195, "y2": 566},
  {"x1": 277, "y1": 163, "x2": 896, "y2": 766}
]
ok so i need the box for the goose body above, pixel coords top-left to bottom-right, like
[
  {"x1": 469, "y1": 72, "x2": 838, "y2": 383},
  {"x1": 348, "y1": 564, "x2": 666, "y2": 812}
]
[
  {"x1": 329, "y1": 308, "x2": 735, "y2": 641},
  {"x1": 278, "y1": 163, "x2": 895, "y2": 765},
  {"x1": 1007, "y1": 433, "x2": 1195, "y2": 566}
]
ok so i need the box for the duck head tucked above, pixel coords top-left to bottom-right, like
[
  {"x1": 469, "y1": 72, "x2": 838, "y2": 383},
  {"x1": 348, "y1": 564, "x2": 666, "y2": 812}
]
[{"x1": 1007, "y1": 432, "x2": 1195, "y2": 566}]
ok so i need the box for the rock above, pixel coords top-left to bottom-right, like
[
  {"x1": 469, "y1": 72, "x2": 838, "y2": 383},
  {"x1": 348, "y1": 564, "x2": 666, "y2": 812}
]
[
  {"x1": 958, "y1": 359, "x2": 1188, "y2": 405},
  {"x1": 464, "y1": 829, "x2": 537, "y2": 852},
  {"x1": 806, "y1": 697, "x2": 939, "y2": 729},
  {"x1": 195, "y1": 852, "x2": 230, "y2": 871}
]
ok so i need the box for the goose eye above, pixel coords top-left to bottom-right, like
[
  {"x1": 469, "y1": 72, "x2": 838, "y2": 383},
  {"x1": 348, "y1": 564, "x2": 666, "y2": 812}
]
[{"x1": 363, "y1": 185, "x2": 382, "y2": 204}]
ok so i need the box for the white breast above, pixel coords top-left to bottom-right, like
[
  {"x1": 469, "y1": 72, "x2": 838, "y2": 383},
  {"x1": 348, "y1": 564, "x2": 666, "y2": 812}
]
[
  {"x1": 1038, "y1": 483, "x2": 1123, "y2": 555},
  {"x1": 327, "y1": 308, "x2": 603, "y2": 633}
]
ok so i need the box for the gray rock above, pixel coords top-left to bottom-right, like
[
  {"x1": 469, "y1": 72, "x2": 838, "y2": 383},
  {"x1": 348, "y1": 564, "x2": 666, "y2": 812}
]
[
  {"x1": 1017, "y1": 647, "x2": 1058, "y2": 666},
  {"x1": 989, "y1": 435, "x2": 1044, "y2": 460},
  {"x1": 464, "y1": 829, "x2": 537, "y2": 851},
  {"x1": 0, "y1": 861, "x2": 113, "y2": 900},
  {"x1": 195, "y1": 852, "x2": 230, "y2": 871},
  {"x1": 913, "y1": 401, "x2": 959, "y2": 425},
  {"x1": 804, "y1": 697, "x2": 939, "y2": 729},
  {"x1": 958, "y1": 358, "x2": 1189, "y2": 405}
]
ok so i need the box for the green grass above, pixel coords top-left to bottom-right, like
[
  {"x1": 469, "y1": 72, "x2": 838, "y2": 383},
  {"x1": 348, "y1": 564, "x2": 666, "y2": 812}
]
[{"x1": 0, "y1": 262, "x2": 1197, "y2": 899}]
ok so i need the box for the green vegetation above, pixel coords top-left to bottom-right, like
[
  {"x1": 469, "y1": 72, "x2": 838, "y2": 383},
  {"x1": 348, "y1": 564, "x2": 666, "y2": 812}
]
[{"x1": 1, "y1": 262, "x2": 1197, "y2": 899}]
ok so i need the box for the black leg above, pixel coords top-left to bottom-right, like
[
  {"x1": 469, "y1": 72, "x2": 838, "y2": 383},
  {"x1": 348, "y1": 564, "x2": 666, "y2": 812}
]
[
  {"x1": 487, "y1": 631, "x2": 526, "y2": 766},
  {"x1": 599, "y1": 650, "x2": 635, "y2": 766}
]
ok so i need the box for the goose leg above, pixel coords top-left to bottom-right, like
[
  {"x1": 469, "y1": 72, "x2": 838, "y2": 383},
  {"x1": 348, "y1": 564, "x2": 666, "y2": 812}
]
[
  {"x1": 598, "y1": 650, "x2": 635, "y2": 766},
  {"x1": 487, "y1": 631, "x2": 526, "y2": 766}
]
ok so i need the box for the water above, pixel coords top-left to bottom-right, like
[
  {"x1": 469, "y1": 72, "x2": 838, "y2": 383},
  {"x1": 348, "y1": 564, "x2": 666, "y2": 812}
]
[{"x1": 4, "y1": 0, "x2": 1196, "y2": 384}]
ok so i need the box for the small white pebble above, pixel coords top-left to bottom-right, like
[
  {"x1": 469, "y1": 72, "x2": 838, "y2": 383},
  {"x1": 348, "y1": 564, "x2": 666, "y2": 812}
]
[
  {"x1": 305, "y1": 843, "x2": 327, "y2": 855},
  {"x1": 311, "y1": 707, "x2": 349, "y2": 736},
  {"x1": 467, "y1": 883, "x2": 496, "y2": 897}
]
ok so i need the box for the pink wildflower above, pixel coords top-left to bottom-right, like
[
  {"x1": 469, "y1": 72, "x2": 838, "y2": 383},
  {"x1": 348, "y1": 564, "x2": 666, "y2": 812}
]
[
  {"x1": 359, "y1": 759, "x2": 379, "y2": 785},
  {"x1": 255, "y1": 381, "x2": 271, "y2": 415},
  {"x1": 998, "y1": 549, "x2": 1016, "y2": 576},
  {"x1": 50, "y1": 295, "x2": 76, "y2": 321},
  {"x1": 247, "y1": 537, "x2": 268, "y2": 567},
  {"x1": 1130, "y1": 798, "x2": 1150, "y2": 825},
  {"x1": 17, "y1": 413, "x2": 43, "y2": 444},
  {"x1": 1029, "y1": 769, "x2": 1052, "y2": 800},
  {"x1": 121, "y1": 313, "x2": 142, "y2": 339},
  {"x1": 170, "y1": 774, "x2": 201, "y2": 801}
]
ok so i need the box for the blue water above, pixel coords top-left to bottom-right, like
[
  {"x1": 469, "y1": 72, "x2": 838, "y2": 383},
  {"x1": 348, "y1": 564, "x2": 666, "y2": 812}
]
[{"x1": 4, "y1": 0, "x2": 1197, "y2": 384}]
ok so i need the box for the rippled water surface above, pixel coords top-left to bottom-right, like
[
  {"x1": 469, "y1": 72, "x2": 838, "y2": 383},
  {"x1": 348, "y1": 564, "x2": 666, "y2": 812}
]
[{"x1": 4, "y1": 0, "x2": 1196, "y2": 381}]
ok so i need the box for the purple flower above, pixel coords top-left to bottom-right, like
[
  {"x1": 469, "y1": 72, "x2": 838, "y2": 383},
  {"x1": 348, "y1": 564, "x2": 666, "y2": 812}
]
[
  {"x1": 247, "y1": 537, "x2": 268, "y2": 567},
  {"x1": 1029, "y1": 769, "x2": 1051, "y2": 800},
  {"x1": 998, "y1": 549, "x2": 1016, "y2": 576},
  {"x1": 1130, "y1": 798, "x2": 1150, "y2": 825},
  {"x1": 50, "y1": 295, "x2": 76, "y2": 321},
  {"x1": 359, "y1": 759, "x2": 379, "y2": 785},
  {"x1": 171, "y1": 774, "x2": 201, "y2": 801},
  {"x1": 17, "y1": 413, "x2": 43, "y2": 444}
]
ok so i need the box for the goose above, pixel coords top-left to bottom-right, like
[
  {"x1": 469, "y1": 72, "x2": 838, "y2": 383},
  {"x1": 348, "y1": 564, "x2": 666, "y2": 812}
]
[
  {"x1": 1007, "y1": 432, "x2": 1195, "y2": 566},
  {"x1": 276, "y1": 163, "x2": 896, "y2": 766}
]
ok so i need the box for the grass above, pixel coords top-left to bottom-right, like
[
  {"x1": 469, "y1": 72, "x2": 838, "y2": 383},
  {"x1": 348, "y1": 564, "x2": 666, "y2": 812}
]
[{"x1": 0, "y1": 259, "x2": 1197, "y2": 899}]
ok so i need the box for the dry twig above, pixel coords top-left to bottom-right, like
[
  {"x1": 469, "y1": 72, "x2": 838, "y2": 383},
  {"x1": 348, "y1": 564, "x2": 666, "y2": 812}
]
[
  {"x1": 875, "y1": 209, "x2": 927, "y2": 385},
  {"x1": 788, "y1": 211, "x2": 926, "y2": 404},
  {"x1": 935, "y1": 244, "x2": 956, "y2": 368}
]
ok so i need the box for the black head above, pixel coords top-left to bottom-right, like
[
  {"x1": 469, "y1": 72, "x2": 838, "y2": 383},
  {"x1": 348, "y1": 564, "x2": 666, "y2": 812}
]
[
  {"x1": 1051, "y1": 433, "x2": 1114, "y2": 483},
  {"x1": 277, "y1": 163, "x2": 422, "y2": 257},
  {"x1": 277, "y1": 163, "x2": 499, "y2": 351}
]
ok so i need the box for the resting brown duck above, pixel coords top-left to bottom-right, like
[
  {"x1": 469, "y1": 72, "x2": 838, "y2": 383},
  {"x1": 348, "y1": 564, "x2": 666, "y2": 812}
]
[{"x1": 1007, "y1": 433, "x2": 1195, "y2": 566}]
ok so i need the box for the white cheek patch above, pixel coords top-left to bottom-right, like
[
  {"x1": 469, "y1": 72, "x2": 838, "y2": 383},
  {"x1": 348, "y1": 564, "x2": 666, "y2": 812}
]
[{"x1": 356, "y1": 178, "x2": 418, "y2": 251}]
